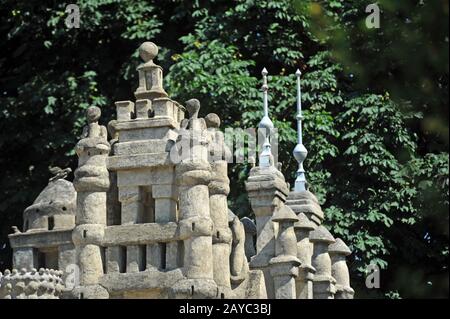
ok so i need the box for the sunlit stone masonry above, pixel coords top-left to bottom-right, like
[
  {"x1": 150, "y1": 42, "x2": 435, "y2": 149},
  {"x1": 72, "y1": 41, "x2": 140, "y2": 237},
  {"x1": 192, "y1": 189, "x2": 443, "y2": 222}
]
[{"x1": 1, "y1": 41, "x2": 354, "y2": 299}]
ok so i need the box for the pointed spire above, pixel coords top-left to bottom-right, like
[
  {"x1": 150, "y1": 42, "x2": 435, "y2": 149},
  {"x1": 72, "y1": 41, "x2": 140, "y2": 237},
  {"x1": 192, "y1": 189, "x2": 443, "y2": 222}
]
[
  {"x1": 258, "y1": 67, "x2": 274, "y2": 168},
  {"x1": 293, "y1": 69, "x2": 308, "y2": 191}
]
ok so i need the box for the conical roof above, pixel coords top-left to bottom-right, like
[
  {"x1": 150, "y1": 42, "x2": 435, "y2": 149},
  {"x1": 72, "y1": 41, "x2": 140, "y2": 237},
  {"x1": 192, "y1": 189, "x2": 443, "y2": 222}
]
[
  {"x1": 309, "y1": 225, "x2": 335, "y2": 243},
  {"x1": 272, "y1": 205, "x2": 299, "y2": 222},
  {"x1": 328, "y1": 238, "x2": 352, "y2": 255},
  {"x1": 294, "y1": 212, "x2": 315, "y2": 230}
]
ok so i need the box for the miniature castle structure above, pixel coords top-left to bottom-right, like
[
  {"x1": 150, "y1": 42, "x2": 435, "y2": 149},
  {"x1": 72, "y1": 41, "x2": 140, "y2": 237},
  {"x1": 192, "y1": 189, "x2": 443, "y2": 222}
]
[{"x1": 0, "y1": 42, "x2": 354, "y2": 299}]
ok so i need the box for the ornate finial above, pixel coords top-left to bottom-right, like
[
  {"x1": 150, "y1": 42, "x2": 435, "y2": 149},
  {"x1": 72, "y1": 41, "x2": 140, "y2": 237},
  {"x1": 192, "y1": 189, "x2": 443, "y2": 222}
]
[
  {"x1": 185, "y1": 98, "x2": 201, "y2": 120},
  {"x1": 258, "y1": 68, "x2": 274, "y2": 168},
  {"x1": 86, "y1": 106, "x2": 101, "y2": 124},
  {"x1": 139, "y1": 42, "x2": 159, "y2": 62},
  {"x1": 259, "y1": 68, "x2": 273, "y2": 131},
  {"x1": 293, "y1": 69, "x2": 308, "y2": 191},
  {"x1": 134, "y1": 41, "x2": 168, "y2": 100},
  {"x1": 205, "y1": 113, "x2": 220, "y2": 128}
]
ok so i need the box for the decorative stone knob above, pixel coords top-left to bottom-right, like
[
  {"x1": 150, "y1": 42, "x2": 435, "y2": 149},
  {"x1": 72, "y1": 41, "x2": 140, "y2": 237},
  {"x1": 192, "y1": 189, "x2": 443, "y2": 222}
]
[
  {"x1": 205, "y1": 113, "x2": 220, "y2": 128},
  {"x1": 139, "y1": 41, "x2": 158, "y2": 62},
  {"x1": 86, "y1": 106, "x2": 101, "y2": 123},
  {"x1": 186, "y1": 98, "x2": 201, "y2": 119}
]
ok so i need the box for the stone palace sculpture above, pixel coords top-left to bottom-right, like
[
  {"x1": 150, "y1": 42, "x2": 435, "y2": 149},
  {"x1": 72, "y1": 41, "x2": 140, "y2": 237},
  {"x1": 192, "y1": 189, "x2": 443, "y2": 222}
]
[{"x1": 0, "y1": 41, "x2": 354, "y2": 299}]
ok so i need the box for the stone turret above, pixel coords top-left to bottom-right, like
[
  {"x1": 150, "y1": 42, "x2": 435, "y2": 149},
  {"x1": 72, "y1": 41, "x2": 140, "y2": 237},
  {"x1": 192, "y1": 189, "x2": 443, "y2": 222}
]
[
  {"x1": 269, "y1": 206, "x2": 300, "y2": 299},
  {"x1": 171, "y1": 98, "x2": 217, "y2": 298},
  {"x1": 206, "y1": 113, "x2": 233, "y2": 298},
  {"x1": 8, "y1": 167, "x2": 76, "y2": 289},
  {"x1": 22, "y1": 171, "x2": 76, "y2": 234},
  {"x1": 294, "y1": 213, "x2": 316, "y2": 299},
  {"x1": 246, "y1": 68, "x2": 291, "y2": 298},
  {"x1": 284, "y1": 68, "x2": 354, "y2": 300},
  {"x1": 72, "y1": 106, "x2": 110, "y2": 299},
  {"x1": 309, "y1": 226, "x2": 336, "y2": 299},
  {"x1": 329, "y1": 238, "x2": 354, "y2": 299}
]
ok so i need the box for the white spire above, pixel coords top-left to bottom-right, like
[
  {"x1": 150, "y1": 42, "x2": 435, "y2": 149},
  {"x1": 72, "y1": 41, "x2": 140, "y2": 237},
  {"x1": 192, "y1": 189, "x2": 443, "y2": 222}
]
[
  {"x1": 293, "y1": 69, "x2": 308, "y2": 191},
  {"x1": 258, "y1": 67, "x2": 274, "y2": 168}
]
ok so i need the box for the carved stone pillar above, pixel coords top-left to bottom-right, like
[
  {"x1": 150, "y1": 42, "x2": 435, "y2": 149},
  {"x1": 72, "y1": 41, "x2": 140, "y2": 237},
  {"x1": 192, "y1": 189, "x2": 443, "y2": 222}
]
[
  {"x1": 72, "y1": 106, "x2": 110, "y2": 299},
  {"x1": 269, "y1": 205, "x2": 300, "y2": 299},
  {"x1": 206, "y1": 113, "x2": 233, "y2": 297},
  {"x1": 245, "y1": 166, "x2": 289, "y2": 298},
  {"x1": 329, "y1": 238, "x2": 354, "y2": 299},
  {"x1": 170, "y1": 99, "x2": 217, "y2": 299},
  {"x1": 309, "y1": 226, "x2": 336, "y2": 299},
  {"x1": 209, "y1": 160, "x2": 233, "y2": 297},
  {"x1": 293, "y1": 213, "x2": 316, "y2": 299}
]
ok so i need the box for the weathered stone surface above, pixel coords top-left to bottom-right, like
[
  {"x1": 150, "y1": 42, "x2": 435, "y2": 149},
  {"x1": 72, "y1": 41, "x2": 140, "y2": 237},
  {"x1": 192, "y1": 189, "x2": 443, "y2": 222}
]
[
  {"x1": 241, "y1": 217, "x2": 257, "y2": 261},
  {"x1": 286, "y1": 190, "x2": 324, "y2": 225},
  {"x1": 5, "y1": 40, "x2": 354, "y2": 300},
  {"x1": 329, "y1": 238, "x2": 354, "y2": 299},
  {"x1": 23, "y1": 179, "x2": 76, "y2": 232},
  {"x1": 0, "y1": 268, "x2": 64, "y2": 299}
]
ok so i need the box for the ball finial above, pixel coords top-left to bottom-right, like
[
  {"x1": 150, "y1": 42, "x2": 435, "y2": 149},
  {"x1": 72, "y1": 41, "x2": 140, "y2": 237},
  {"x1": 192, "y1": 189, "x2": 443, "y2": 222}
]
[
  {"x1": 86, "y1": 106, "x2": 101, "y2": 123},
  {"x1": 205, "y1": 113, "x2": 221, "y2": 128},
  {"x1": 139, "y1": 42, "x2": 159, "y2": 62},
  {"x1": 185, "y1": 98, "x2": 201, "y2": 119}
]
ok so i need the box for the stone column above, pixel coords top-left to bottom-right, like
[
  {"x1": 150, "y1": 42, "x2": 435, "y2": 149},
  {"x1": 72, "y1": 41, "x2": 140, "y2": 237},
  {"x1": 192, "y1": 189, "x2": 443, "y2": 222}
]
[
  {"x1": 293, "y1": 213, "x2": 316, "y2": 299},
  {"x1": 269, "y1": 205, "x2": 300, "y2": 299},
  {"x1": 329, "y1": 238, "x2": 354, "y2": 299},
  {"x1": 209, "y1": 160, "x2": 233, "y2": 297},
  {"x1": 309, "y1": 226, "x2": 336, "y2": 299},
  {"x1": 172, "y1": 159, "x2": 217, "y2": 298},
  {"x1": 153, "y1": 184, "x2": 177, "y2": 223},
  {"x1": 72, "y1": 106, "x2": 110, "y2": 299},
  {"x1": 205, "y1": 113, "x2": 233, "y2": 298},
  {"x1": 245, "y1": 166, "x2": 289, "y2": 298},
  {"x1": 119, "y1": 186, "x2": 143, "y2": 225},
  {"x1": 170, "y1": 99, "x2": 217, "y2": 299}
]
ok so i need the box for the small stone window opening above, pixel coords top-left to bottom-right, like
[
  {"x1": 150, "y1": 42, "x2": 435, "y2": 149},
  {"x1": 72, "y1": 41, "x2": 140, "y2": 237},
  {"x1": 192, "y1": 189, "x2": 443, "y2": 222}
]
[
  {"x1": 140, "y1": 186, "x2": 155, "y2": 223},
  {"x1": 159, "y1": 243, "x2": 167, "y2": 270},
  {"x1": 48, "y1": 216, "x2": 55, "y2": 230},
  {"x1": 119, "y1": 246, "x2": 127, "y2": 273},
  {"x1": 138, "y1": 245, "x2": 146, "y2": 271},
  {"x1": 37, "y1": 251, "x2": 46, "y2": 269}
]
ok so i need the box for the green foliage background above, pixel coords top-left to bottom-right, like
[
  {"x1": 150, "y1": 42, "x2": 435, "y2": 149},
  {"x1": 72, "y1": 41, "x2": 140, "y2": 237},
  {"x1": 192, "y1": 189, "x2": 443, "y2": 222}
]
[{"x1": 0, "y1": 0, "x2": 448, "y2": 298}]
